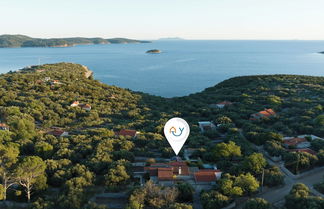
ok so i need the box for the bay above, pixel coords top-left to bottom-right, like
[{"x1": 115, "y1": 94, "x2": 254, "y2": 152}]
[{"x1": 0, "y1": 40, "x2": 324, "y2": 97}]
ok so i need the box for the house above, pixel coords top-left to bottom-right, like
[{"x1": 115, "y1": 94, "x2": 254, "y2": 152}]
[
  {"x1": 283, "y1": 137, "x2": 310, "y2": 149},
  {"x1": 198, "y1": 121, "x2": 216, "y2": 133},
  {"x1": 116, "y1": 129, "x2": 139, "y2": 139},
  {"x1": 250, "y1": 109, "x2": 276, "y2": 120},
  {"x1": 0, "y1": 123, "x2": 9, "y2": 131},
  {"x1": 80, "y1": 104, "x2": 91, "y2": 111},
  {"x1": 210, "y1": 101, "x2": 233, "y2": 109},
  {"x1": 50, "y1": 80, "x2": 61, "y2": 85},
  {"x1": 47, "y1": 129, "x2": 69, "y2": 137},
  {"x1": 297, "y1": 135, "x2": 324, "y2": 141},
  {"x1": 70, "y1": 101, "x2": 80, "y2": 107},
  {"x1": 144, "y1": 162, "x2": 190, "y2": 182},
  {"x1": 36, "y1": 69, "x2": 46, "y2": 73},
  {"x1": 157, "y1": 167, "x2": 174, "y2": 181},
  {"x1": 131, "y1": 162, "x2": 146, "y2": 185},
  {"x1": 169, "y1": 162, "x2": 190, "y2": 175},
  {"x1": 289, "y1": 148, "x2": 317, "y2": 155},
  {"x1": 44, "y1": 77, "x2": 51, "y2": 82},
  {"x1": 194, "y1": 169, "x2": 222, "y2": 183}
]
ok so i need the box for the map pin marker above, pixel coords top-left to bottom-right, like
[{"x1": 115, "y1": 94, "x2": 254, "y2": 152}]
[{"x1": 164, "y1": 117, "x2": 190, "y2": 155}]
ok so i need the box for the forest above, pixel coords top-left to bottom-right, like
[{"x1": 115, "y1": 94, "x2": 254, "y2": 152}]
[{"x1": 0, "y1": 63, "x2": 323, "y2": 209}]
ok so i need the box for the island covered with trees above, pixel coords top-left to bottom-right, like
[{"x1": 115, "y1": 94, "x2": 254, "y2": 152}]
[
  {"x1": 0, "y1": 35, "x2": 150, "y2": 48},
  {"x1": 0, "y1": 63, "x2": 323, "y2": 209}
]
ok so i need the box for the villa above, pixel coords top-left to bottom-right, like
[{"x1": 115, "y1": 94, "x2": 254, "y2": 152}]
[
  {"x1": 250, "y1": 108, "x2": 276, "y2": 120},
  {"x1": 144, "y1": 162, "x2": 190, "y2": 183},
  {"x1": 194, "y1": 169, "x2": 222, "y2": 183},
  {"x1": 0, "y1": 123, "x2": 9, "y2": 131},
  {"x1": 116, "y1": 129, "x2": 139, "y2": 139},
  {"x1": 209, "y1": 101, "x2": 233, "y2": 109},
  {"x1": 50, "y1": 80, "x2": 61, "y2": 85},
  {"x1": 47, "y1": 129, "x2": 69, "y2": 137},
  {"x1": 80, "y1": 104, "x2": 92, "y2": 111},
  {"x1": 144, "y1": 161, "x2": 222, "y2": 185},
  {"x1": 70, "y1": 101, "x2": 80, "y2": 107},
  {"x1": 283, "y1": 137, "x2": 310, "y2": 149},
  {"x1": 198, "y1": 121, "x2": 217, "y2": 133}
]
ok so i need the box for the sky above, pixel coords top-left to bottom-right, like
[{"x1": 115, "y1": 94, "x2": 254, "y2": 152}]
[{"x1": 1, "y1": 0, "x2": 324, "y2": 40}]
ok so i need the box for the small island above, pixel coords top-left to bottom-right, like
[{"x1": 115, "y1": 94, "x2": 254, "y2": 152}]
[
  {"x1": 146, "y1": 49, "x2": 161, "y2": 54},
  {"x1": 319, "y1": 51, "x2": 324, "y2": 54}
]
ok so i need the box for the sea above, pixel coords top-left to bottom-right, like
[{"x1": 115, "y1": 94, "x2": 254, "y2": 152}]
[{"x1": 0, "y1": 40, "x2": 323, "y2": 97}]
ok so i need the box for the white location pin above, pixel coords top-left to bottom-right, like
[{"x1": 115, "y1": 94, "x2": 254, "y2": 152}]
[{"x1": 164, "y1": 117, "x2": 190, "y2": 155}]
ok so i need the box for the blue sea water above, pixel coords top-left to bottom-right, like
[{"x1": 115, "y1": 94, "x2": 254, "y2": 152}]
[{"x1": 0, "y1": 40, "x2": 324, "y2": 97}]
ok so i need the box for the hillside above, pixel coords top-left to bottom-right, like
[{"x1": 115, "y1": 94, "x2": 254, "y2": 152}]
[
  {"x1": 0, "y1": 34, "x2": 150, "y2": 48},
  {"x1": 0, "y1": 63, "x2": 323, "y2": 208}
]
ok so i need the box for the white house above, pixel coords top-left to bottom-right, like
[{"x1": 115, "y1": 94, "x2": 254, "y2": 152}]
[
  {"x1": 209, "y1": 101, "x2": 233, "y2": 109},
  {"x1": 198, "y1": 121, "x2": 216, "y2": 133},
  {"x1": 70, "y1": 101, "x2": 80, "y2": 107}
]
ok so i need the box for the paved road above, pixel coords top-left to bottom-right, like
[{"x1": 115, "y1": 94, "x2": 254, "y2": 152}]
[{"x1": 256, "y1": 146, "x2": 324, "y2": 204}]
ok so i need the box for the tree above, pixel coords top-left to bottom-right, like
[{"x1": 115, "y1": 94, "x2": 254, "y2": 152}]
[
  {"x1": 105, "y1": 161, "x2": 130, "y2": 188},
  {"x1": 219, "y1": 177, "x2": 243, "y2": 197},
  {"x1": 315, "y1": 115, "x2": 324, "y2": 126},
  {"x1": 15, "y1": 156, "x2": 46, "y2": 202},
  {"x1": 0, "y1": 143, "x2": 19, "y2": 201},
  {"x1": 243, "y1": 153, "x2": 267, "y2": 174},
  {"x1": 264, "y1": 140, "x2": 285, "y2": 157},
  {"x1": 0, "y1": 185, "x2": 4, "y2": 200},
  {"x1": 243, "y1": 198, "x2": 271, "y2": 209},
  {"x1": 127, "y1": 180, "x2": 178, "y2": 209},
  {"x1": 176, "y1": 182, "x2": 194, "y2": 202},
  {"x1": 35, "y1": 141, "x2": 53, "y2": 159},
  {"x1": 264, "y1": 166, "x2": 284, "y2": 187},
  {"x1": 201, "y1": 190, "x2": 231, "y2": 209},
  {"x1": 234, "y1": 173, "x2": 259, "y2": 195},
  {"x1": 212, "y1": 141, "x2": 241, "y2": 160},
  {"x1": 284, "y1": 183, "x2": 324, "y2": 209},
  {"x1": 170, "y1": 203, "x2": 193, "y2": 209},
  {"x1": 216, "y1": 116, "x2": 232, "y2": 124}
]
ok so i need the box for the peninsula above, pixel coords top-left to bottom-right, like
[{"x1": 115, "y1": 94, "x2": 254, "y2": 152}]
[{"x1": 0, "y1": 34, "x2": 151, "y2": 48}]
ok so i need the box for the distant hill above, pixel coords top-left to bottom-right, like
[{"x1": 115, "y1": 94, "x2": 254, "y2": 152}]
[{"x1": 0, "y1": 34, "x2": 151, "y2": 48}]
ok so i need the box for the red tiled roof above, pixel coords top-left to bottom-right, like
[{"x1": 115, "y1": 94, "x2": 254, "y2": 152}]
[
  {"x1": 158, "y1": 167, "x2": 174, "y2": 181},
  {"x1": 217, "y1": 101, "x2": 232, "y2": 105},
  {"x1": 79, "y1": 103, "x2": 91, "y2": 108},
  {"x1": 169, "y1": 162, "x2": 187, "y2": 166},
  {"x1": 251, "y1": 109, "x2": 276, "y2": 120},
  {"x1": 48, "y1": 129, "x2": 65, "y2": 137},
  {"x1": 284, "y1": 138, "x2": 307, "y2": 146},
  {"x1": 194, "y1": 169, "x2": 221, "y2": 182},
  {"x1": 0, "y1": 123, "x2": 8, "y2": 127},
  {"x1": 259, "y1": 109, "x2": 276, "y2": 117},
  {"x1": 169, "y1": 162, "x2": 190, "y2": 175},
  {"x1": 289, "y1": 148, "x2": 317, "y2": 155},
  {"x1": 145, "y1": 162, "x2": 190, "y2": 177},
  {"x1": 117, "y1": 129, "x2": 137, "y2": 137}
]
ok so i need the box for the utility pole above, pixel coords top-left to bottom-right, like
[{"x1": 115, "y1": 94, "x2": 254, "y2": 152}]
[
  {"x1": 261, "y1": 168, "x2": 265, "y2": 192},
  {"x1": 296, "y1": 153, "x2": 300, "y2": 174}
]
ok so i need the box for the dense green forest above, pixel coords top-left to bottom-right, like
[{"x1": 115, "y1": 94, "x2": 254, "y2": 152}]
[
  {"x1": 0, "y1": 35, "x2": 150, "y2": 48},
  {"x1": 0, "y1": 63, "x2": 323, "y2": 209}
]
